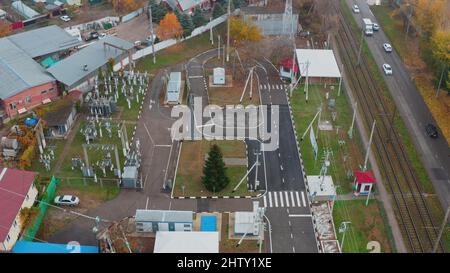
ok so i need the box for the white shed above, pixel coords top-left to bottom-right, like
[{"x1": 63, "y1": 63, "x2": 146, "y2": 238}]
[{"x1": 213, "y1": 67, "x2": 225, "y2": 85}]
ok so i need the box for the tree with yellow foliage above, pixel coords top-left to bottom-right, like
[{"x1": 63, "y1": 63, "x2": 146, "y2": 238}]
[
  {"x1": 229, "y1": 17, "x2": 262, "y2": 45},
  {"x1": 156, "y1": 13, "x2": 183, "y2": 40},
  {"x1": 413, "y1": 0, "x2": 446, "y2": 40},
  {"x1": 0, "y1": 20, "x2": 11, "y2": 38},
  {"x1": 111, "y1": 0, "x2": 145, "y2": 13}
]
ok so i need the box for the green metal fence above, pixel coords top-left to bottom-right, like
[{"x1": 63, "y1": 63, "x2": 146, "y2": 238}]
[{"x1": 22, "y1": 176, "x2": 59, "y2": 241}]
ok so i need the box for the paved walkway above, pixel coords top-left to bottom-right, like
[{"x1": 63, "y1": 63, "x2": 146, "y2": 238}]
[{"x1": 53, "y1": 114, "x2": 84, "y2": 174}]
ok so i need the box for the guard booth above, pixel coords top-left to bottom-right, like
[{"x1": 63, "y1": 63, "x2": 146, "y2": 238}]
[
  {"x1": 213, "y1": 67, "x2": 225, "y2": 85},
  {"x1": 353, "y1": 170, "x2": 376, "y2": 195}
]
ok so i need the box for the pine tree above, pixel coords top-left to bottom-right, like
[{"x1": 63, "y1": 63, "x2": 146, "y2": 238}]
[
  {"x1": 192, "y1": 8, "x2": 206, "y2": 28},
  {"x1": 212, "y1": 3, "x2": 225, "y2": 19},
  {"x1": 202, "y1": 144, "x2": 230, "y2": 193},
  {"x1": 175, "y1": 10, "x2": 195, "y2": 37},
  {"x1": 150, "y1": 0, "x2": 168, "y2": 23}
]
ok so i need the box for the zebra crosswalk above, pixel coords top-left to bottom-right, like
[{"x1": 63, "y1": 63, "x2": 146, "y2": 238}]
[
  {"x1": 262, "y1": 191, "x2": 308, "y2": 208},
  {"x1": 260, "y1": 84, "x2": 287, "y2": 91}
]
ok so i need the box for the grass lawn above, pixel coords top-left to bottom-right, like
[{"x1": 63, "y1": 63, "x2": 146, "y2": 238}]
[
  {"x1": 290, "y1": 84, "x2": 366, "y2": 194},
  {"x1": 174, "y1": 139, "x2": 255, "y2": 197},
  {"x1": 135, "y1": 23, "x2": 226, "y2": 74},
  {"x1": 332, "y1": 199, "x2": 393, "y2": 253}
]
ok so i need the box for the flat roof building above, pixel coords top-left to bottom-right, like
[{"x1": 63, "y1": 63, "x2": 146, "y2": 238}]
[
  {"x1": 154, "y1": 231, "x2": 219, "y2": 253},
  {"x1": 166, "y1": 72, "x2": 182, "y2": 104}
]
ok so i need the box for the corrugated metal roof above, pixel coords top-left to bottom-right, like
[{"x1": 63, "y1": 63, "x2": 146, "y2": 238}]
[
  {"x1": 0, "y1": 168, "x2": 37, "y2": 242},
  {"x1": 135, "y1": 209, "x2": 193, "y2": 223},
  {"x1": 47, "y1": 36, "x2": 134, "y2": 88},
  {"x1": 8, "y1": 25, "x2": 81, "y2": 58},
  {"x1": 0, "y1": 38, "x2": 54, "y2": 99}
]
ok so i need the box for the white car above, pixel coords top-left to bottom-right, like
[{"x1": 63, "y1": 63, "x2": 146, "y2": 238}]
[
  {"x1": 352, "y1": 5, "x2": 360, "y2": 13},
  {"x1": 54, "y1": 195, "x2": 80, "y2": 206},
  {"x1": 383, "y1": 43, "x2": 392, "y2": 52},
  {"x1": 373, "y1": 23, "x2": 380, "y2": 31},
  {"x1": 60, "y1": 15, "x2": 71, "y2": 22},
  {"x1": 382, "y1": 64, "x2": 393, "y2": 75},
  {"x1": 98, "y1": 33, "x2": 107, "y2": 39}
]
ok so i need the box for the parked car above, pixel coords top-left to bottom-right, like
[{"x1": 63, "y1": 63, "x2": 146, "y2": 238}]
[
  {"x1": 352, "y1": 5, "x2": 360, "y2": 13},
  {"x1": 383, "y1": 43, "x2": 392, "y2": 52},
  {"x1": 425, "y1": 123, "x2": 438, "y2": 138},
  {"x1": 98, "y1": 33, "x2": 107, "y2": 39},
  {"x1": 382, "y1": 63, "x2": 393, "y2": 75},
  {"x1": 373, "y1": 23, "x2": 380, "y2": 31},
  {"x1": 85, "y1": 31, "x2": 99, "y2": 42},
  {"x1": 60, "y1": 15, "x2": 71, "y2": 22},
  {"x1": 54, "y1": 195, "x2": 80, "y2": 206}
]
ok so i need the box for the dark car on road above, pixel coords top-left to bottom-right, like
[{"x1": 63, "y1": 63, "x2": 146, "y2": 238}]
[
  {"x1": 425, "y1": 123, "x2": 438, "y2": 138},
  {"x1": 85, "y1": 31, "x2": 99, "y2": 42}
]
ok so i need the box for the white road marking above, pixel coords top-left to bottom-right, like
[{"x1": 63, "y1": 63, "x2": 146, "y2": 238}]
[
  {"x1": 290, "y1": 191, "x2": 295, "y2": 207},
  {"x1": 145, "y1": 197, "x2": 149, "y2": 209},
  {"x1": 279, "y1": 192, "x2": 284, "y2": 207},
  {"x1": 295, "y1": 191, "x2": 301, "y2": 207},
  {"x1": 289, "y1": 214, "x2": 312, "y2": 218},
  {"x1": 301, "y1": 191, "x2": 306, "y2": 207},
  {"x1": 285, "y1": 191, "x2": 290, "y2": 207},
  {"x1": 268, "y1": 192, "x2": 273, "y2": 207},
  {"x1": 274, "y1": 192, "x2": 278, "y2": 207},
  {"x1": 263, "y1": 195, "x2": 267, "y2": 207}
]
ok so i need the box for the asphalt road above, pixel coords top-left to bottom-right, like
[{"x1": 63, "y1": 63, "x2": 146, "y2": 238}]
[
  {"x1": 348, "y1": 0, "x2": 450, "y2": 212},
  {"x1": 254, "y1": 59, "x2": 318, "y2": 253}
]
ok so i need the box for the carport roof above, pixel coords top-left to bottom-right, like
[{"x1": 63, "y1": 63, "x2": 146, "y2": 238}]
[{"x1": 295, "y1": 49, "x2": 341, "y2": 78}]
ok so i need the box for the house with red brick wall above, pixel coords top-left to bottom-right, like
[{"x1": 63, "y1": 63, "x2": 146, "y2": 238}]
[{"x1": 0, "y1": 38, "x2": 57, "y2": 121}]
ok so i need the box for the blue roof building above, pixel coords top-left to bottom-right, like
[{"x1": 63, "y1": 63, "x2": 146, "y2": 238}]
[{"x1": 12, "y1": 241, "x2": 99, "y2": 253}]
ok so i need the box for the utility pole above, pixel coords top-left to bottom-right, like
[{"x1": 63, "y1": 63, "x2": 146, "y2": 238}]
[
  {"x1": 357, "y1": 29, "x2": 364, "y2": 66},
  {"x1": 348, "y1": 102, "x2": 357, "y2": 139},
  {"x1": 218, "y1": 35, "x2": 221, "y2": 59},
  {"x1": 148, "y1": 4, "x2": 156, "y2": 64},
  {"x1": 254, "y1": 150, "x2": 261, "y2": 191},
  {"x1": 435, "y1": 63, "x2": 447, "y2": 98},
  {"x1": 338, "y1": 64, "x2": 343, "y2": 96},
  {"x1": 210, "y1": 17, "x2": 214, "y2": 45},
  {"x1": 405, "y1": 3, "x2": 412, "y2": 42},
  {"x1": 363, "y1": 120, "x2": 376, "y2": 172},
  {"x1": 305, "y1": 61, "x2": 310, "y2": 102},
  {"x1": 226, "y1": 0, "x2": 231, "y2": 62},
  {"x1": 433, "y1": 206, "x2": 450, "y2": 253},
  {"x1": 339, "y1": 221, "x2": 351, "y2": 252}
]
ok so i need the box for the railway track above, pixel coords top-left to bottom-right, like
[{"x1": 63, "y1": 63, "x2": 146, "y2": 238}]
[{"x1": 330, "y1": 1, "x2": 445, "y2": 252}]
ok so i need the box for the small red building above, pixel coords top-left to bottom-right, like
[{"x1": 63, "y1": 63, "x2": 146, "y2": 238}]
[
  {"x1": 279, "y1": 57, "x2": 299, "y2": 80},
  {"x1": 354, "y1": 170, "x2": 376, "y2": 196}
]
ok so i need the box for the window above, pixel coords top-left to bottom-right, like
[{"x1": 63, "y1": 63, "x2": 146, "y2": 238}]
[
  {"x1": 13, "y1": 220, "x2": 17, "y2": 228},
  {"x1": 26, "y1": 194, "x2": 29, "y2": 201},
  {"x1": 364, "y1": 185, "x2": 371, "y2": 192},
  {"x1": 41, "y1": 90, "x2": 48, "y2": 95},
  {"x1": 184, "y1": 224, "x2": 190, "y2": 228},
  {"x1": 9, "y1": 103, "x2": 16, "y2": 110},
  {"x1": 49, "y1": 88, "x2": 55, "y2": 92},
  {"x1": 6, "y1": 235, "x2": 10, "y2": 242},
  {"x1": 25, "y1": 96, "x2": 31, "y2": 104}
]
